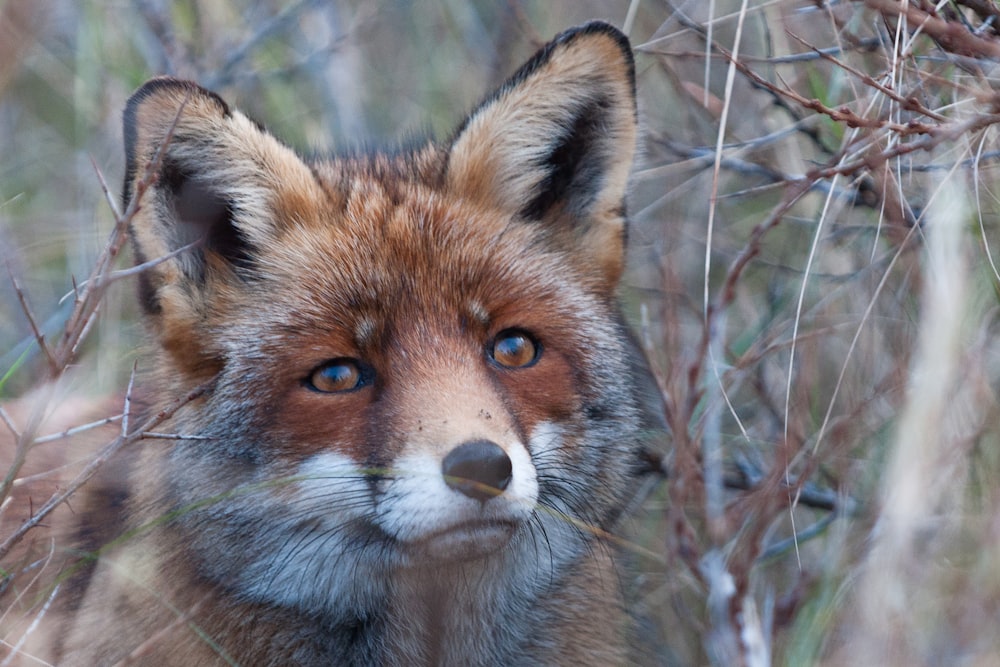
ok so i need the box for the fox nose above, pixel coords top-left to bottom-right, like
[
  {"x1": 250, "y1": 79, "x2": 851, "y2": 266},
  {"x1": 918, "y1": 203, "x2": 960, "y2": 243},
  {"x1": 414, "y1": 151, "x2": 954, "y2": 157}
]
[{"x1": 442, "y1": 440, "x2": 513, "y2": 501}]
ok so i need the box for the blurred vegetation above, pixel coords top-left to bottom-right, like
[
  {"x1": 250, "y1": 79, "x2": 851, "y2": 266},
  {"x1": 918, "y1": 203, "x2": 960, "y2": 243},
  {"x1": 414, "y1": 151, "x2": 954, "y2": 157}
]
[{"x1": 3, "y1": 1, "x2": 1000, "y2": 665}]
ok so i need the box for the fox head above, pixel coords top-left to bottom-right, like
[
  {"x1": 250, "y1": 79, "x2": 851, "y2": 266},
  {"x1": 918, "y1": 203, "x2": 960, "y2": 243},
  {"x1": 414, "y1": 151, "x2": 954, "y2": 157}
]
[{"x1": 121, "y1": 22, "x2": 642, "y2": 612}]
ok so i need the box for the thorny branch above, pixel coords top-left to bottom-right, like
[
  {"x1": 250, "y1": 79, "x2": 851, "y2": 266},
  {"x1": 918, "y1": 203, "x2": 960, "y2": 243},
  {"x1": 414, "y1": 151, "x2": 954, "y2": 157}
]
[
  {"x1": 6, "y1": 269, "x2": 58, "y2": 377},
  {"x1": 0, "y1": 379, "x2": 212, "y2": 562},
  {"x1": 0, "y1": 91, "x2": 194, "y2": 553},
  {"x1": 642, "y1": 1, "x2": 1000, "y2": 663},
  {"x1": 863, "y1": 0, "x2": 1000, "y2": 58},
  {"x1": 711, "y1": 38, "x2": 1000, "y2": 147}
]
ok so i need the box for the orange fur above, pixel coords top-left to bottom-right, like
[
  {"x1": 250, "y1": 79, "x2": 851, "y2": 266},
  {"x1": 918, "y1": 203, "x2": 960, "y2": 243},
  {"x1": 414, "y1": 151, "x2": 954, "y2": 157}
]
[{"x1": 2, "y1": 22, "x2": 656, "y2": 666}]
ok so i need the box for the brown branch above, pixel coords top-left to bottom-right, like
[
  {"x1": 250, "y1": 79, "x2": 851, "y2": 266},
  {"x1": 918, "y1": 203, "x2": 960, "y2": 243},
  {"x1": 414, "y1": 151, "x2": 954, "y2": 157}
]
[
  {"x1": 956, "y1": 0, "x2": 1000, "y2": 34},
  {"x1": 785, "y1": 31, "x2": 948, "y2": 122},
  {"x1": 6, "y1": 266, "x2": 57, "y2": 376},
  {"x1": 90, "y1": 156, "x2": 123, "y2": 222},
  {"x1": 864, "y1": 0, "x2": 1000, "y2": 59},
  {"x1": 806, "y1": 111, "x2": 1000, "y2": 180},
  {"x1": 30, "y1": 413, "x2": 124, "y2": 447},
  {"x1": 0, "y1": 91, "x2": 192, "y2": 529},
  {"x1": 71, "y1": 239, "x2": 202, "y2": 291},
  {"x1": 0, "y1": 379, "x2": 212, "y2": 562},
  {"x1": 715, "y1": 38, "x2": 937, "y2": 136},
  {"x1": 55, "y1": 89, "x2": 191, "y2": 373},
  {"x1": 0, "y1": 383, "x2": 56, "y2": 518},
  {"x1": 0, "y1": 406, "x2": 18, "y2": 439},
  {"x1": 705, "y1": 34, "x2": 1000, "y2": 183}
]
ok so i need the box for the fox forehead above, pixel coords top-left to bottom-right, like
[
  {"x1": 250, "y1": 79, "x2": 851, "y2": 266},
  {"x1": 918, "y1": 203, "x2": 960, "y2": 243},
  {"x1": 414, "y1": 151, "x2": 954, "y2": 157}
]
[{"x1": 233, "y1": 162, "x2": 592, "y2": 334}]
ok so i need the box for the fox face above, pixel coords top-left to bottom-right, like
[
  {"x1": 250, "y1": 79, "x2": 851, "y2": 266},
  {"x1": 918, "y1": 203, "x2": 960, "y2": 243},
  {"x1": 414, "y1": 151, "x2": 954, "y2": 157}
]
[{"x1": 67, "y1": 21, "x2": 644, "y2": 664}]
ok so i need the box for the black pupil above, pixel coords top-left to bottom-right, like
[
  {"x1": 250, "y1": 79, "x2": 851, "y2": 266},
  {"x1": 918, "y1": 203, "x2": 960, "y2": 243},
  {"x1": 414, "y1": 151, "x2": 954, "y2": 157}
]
[
  {"x1": 322, "y1": 363, "x2": 356, "y2": 387},
  {"x1": 499, "y1": 336, "x2": 524, "y2": 357},
  {"x1": 496, "y1": 333, "x2": 532, "y2": 365}
]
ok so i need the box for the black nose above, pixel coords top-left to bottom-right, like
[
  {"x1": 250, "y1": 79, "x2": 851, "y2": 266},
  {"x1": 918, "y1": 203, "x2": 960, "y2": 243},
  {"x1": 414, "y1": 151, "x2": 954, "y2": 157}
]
[{"x1": 442, "y1": 440, "x2": 513, "y2": 501}]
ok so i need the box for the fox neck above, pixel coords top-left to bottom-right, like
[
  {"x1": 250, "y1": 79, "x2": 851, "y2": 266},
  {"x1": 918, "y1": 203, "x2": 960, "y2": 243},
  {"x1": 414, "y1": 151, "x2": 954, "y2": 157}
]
[
  {"x1": 148, "y1": 525, "x2": 579, "y2": 664},
  {"x1": 350, "y1": 563, "x2": 535, "y2": 664},
  {"x1": 249, "y1": 521, "x2": 581, "y2": 659}
]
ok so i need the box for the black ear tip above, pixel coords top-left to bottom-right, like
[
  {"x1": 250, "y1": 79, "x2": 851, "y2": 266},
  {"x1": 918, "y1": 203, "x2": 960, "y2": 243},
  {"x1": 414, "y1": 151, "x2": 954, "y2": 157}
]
[
  {"x1": 122, "y1": 77, "x2": 231, "y2": 161},
  {"x1": 125, "y1": 77, "x2": 230, "y2": 120},
  {"x1": 557, "y1": 20, "x2": 629, "y2": 44},
  {"x1": 548, "y1": 21, "x2": 636, "y2": 105},
  {"x1": 553, "y1": 21, "x2": 633, "y2": 62}
]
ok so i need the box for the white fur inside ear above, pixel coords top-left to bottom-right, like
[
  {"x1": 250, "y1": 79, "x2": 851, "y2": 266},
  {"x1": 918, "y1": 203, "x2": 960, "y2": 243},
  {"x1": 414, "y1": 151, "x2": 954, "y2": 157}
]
[
  {"x1": 446, "y1": 29, "x2": 636, "y2": 222},
  {"x1": 444, "y1": 29, "x2": 636, "y2": 287}
]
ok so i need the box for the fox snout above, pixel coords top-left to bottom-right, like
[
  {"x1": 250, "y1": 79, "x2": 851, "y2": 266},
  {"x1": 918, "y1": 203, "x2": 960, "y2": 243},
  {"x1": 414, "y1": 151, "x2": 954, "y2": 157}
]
[
  {"x1": 366, "y1": 425, "x2": 540, "y2": 563},
  {"x1": 442, "y1": 439, "x2": 513, "y2": 501}
]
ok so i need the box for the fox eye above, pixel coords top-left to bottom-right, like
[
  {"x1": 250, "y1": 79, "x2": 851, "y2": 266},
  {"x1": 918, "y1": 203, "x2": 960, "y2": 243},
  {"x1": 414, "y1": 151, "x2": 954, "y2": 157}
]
[
  {"x1": 306, "y1": 359, "x2": 369, "y2": 393},
  {"x1": 489, "y1": 329, "x2": 540, "y2": 369}
]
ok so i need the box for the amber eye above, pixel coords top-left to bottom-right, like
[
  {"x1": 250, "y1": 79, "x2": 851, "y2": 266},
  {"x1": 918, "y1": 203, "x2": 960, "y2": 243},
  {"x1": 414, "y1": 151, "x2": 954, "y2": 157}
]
[
  {"x1": 306, "y1": 359, "x2": 369, "y2": 393},
  {"x1": 489, "y1": 329, "x2": 540, "y2": 369}
]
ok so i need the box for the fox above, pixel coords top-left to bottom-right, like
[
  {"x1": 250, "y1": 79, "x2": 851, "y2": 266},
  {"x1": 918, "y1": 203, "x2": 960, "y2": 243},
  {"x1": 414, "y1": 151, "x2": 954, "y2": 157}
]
[{"x1": 2, "y1": 20, "x2": 658, "y2": 666}]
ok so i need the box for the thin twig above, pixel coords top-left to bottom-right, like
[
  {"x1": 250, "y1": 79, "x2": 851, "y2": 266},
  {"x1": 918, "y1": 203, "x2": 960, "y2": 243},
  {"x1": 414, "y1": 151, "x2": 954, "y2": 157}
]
[
  {"x1": 90, "y1": 156, "x2": 123, "y2": 221},
  {"x1": 0, "y1": 380, "x2": 212, "y2": 562},
  {"x1": 6, "y1": 266, "x2": 57, "y2": 376},
  {"x1": 0, "y1": 406, "x2": 19, "y2": 439},
  {"x1": 65, "y1": 240, "x2": 202, "y2": 297},
  {"x1": 139, "y1": 432, "x2": 212, "y2": 441},
  {"x1": 864, "y1": 0, "x2": 1000, "y2": 59},
  {"x1": 112, "y1": 596, "x2": 208, "y2": 667},
  {"x1": 0, "y1": 90, "x2": 192, "y2": 516},
  {"x1": 0, "y1": 581, "x2": 60, "y2": 667},
  {"x1": 205, "y1": 0, "x2": 325, "y2": 89},
  {"x1": 784, "y1": 31, "x2": 948, "y2": 122},
  {"x1": 57, "y1": 88, "x2": 192, "y2": 369},
  {"x1": 30, "y1": 414, "x2": 124, "y2": 447}
]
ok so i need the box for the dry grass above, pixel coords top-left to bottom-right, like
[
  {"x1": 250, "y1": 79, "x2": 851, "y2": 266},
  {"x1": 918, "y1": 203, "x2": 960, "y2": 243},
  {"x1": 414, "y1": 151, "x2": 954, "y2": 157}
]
[{"x1": 2, "y1": 1, "x2": 1000, "y2": 665}]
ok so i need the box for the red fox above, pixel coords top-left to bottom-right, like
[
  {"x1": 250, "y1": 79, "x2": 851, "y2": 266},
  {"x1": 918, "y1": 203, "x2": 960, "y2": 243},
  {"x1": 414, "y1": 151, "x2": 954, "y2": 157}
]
[{"x1": 3, "y1": 21, "x2": 654, "y2": 665}]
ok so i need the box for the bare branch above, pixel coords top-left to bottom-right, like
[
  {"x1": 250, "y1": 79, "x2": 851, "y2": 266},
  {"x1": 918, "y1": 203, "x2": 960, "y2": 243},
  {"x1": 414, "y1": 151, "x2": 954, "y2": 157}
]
[
  {"x1": 30, "y1": 413, "x2": 124, "y2": 447},
  {"x1": 864, "y1": 0, "x2": 1000, "y2": 59},
  {"x1": 785, "y1": 31, "x2": 948, "y2": 122},
  {"x1": 5, "y1": 265, "x2": 57, "y2": 377},
  {"x1": 0, "y1": 581, "x2": 60, "y2": 667},
  {"x1": 90, "y1": 155, "x2": 122, "y2": 221},
  {"x1": 56, "y1": 88, "x2": 192, "y2": 373},
  {"x1": 0, "y1": 380, "x2": 213, "y2": 562},
  {"x1": 0, "y1": 406, "x2": 19, "y2": 440},
  {"x1": 67, "y1": 239, "x2": 202, "y2": 295}
]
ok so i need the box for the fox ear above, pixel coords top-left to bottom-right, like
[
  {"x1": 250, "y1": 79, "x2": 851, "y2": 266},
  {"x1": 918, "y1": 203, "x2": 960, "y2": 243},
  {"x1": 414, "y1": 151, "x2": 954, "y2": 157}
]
[
  {"x1": 123, "y1": 78, "x2": 321, "y2": 368},
  {"x1": 446, "y1": 22, "x2": 637, "y2": 286}
]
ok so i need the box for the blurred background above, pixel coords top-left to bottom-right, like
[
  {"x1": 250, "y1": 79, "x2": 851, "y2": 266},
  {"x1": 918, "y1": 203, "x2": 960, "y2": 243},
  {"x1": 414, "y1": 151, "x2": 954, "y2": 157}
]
[{"x1": 3, "y1": 1, "x2": 1000, "y2": 664}]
